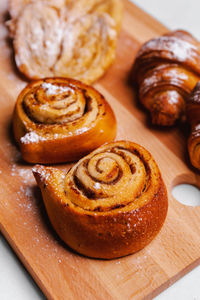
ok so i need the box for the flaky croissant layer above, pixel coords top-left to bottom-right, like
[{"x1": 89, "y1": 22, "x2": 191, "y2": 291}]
[
  {"x1": 33, "y1": 141, "x2": 168, "y2": 259},
  {"x1": 132, "y1": 30, "x2": 200, "y2": 126},
  {"x1": 13, "y1": 77, "x2": 116, "y2": 164},
  {"x1": 186, "y1": 82, "x2": 200, "y2": 170}
]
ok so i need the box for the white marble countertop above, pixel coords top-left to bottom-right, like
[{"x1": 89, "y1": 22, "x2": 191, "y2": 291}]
[{"x1": 1, "y1": 0, "x2": 200, "y2": 299}]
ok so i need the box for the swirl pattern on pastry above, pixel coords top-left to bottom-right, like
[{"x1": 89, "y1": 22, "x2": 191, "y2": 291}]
[
  {"x1": 9, "y1": 0, "x2": 122, "y2": 27},
  {"x1": 9, "y1": 0, "x2": 122, "y2": 83},
  {"x1": 186, "y1": 82, "x2": 200, "y2": 169},
  {"x1": 7, "y1": 0, "x2": 67, "y2": 36},
  {"x1": 67, "y1": 0, "x2": 122, "y2": 33},
  {"x1": 13, "y1": 2, "x2": 66, "y2": 79},
  {"x1": 33, "y1": 141, "x2": 168, "y2": 259},
  {"x1": 53, "y1": 13, "x2": 117, "y2": 84},
  {"x1": 132, "y1": 30, "x2": 200, "y2": 125},
  {"x1": 13, "y1": 77, "x2": 116, "y2": 164}
]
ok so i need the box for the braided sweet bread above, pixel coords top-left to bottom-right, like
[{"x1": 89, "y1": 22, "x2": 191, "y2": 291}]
[
  {"x1": 13, "y1": 77, "x2": 116, "y2": 164},
  {"x1": 33, "y1": 141, "x2": 168, "y2": 259},
  {"x1": 132, "y1": 30, "x2": 200, "y2": 126}
]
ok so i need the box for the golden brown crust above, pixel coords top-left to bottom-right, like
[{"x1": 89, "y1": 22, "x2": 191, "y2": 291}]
[
  {"x1": 132, "y1": 30, "x2": 200, "y2": 126},
  {"x1": 32, "y1": 141, "x2": 168, "y2": 259},
  {"x1": 9, "y1": 0, "x2": 123, "y2": 84},
  {"x1": 186, "y1": 82, "x2": 200, "y2": 169},
  {"x1": 13, "y1": 77, "x2": 116, "y2": 164}
]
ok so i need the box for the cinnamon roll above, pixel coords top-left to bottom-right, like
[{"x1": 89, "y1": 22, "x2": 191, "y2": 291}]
[
  {"x1": 186, "y1": 82, "x2": 200, "y2": 169},
  {"x1": 132, "y1": 30, "x2": 200, "y2": 126},
  {"x1": 33, "y1": 141, "x2": 168, "y2": 259},
  {"x1": 9, "y1": 0, "x2": 122, "y2": 84},
  {"x1": 13, "y1": 77, "x2": 116, "y2": 164}
]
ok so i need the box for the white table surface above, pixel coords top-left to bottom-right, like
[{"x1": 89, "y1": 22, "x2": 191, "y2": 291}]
[{"x1": 1, "y1": 0, "x2": 200, "y2": 299}]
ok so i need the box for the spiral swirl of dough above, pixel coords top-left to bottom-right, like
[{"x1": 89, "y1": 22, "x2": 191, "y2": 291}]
[
  {"x1": 54, "y1": 13, "x2": 117, "y2": 84},
  {"x1": 64, "y1": 141, "x2": 161, "y2": 212},
  {"x1": 32, "y1": 140, "x2": 168, "y2": 258},
  {"x1": 18, "y1": 78, "x2": 108, "y2": 135},
  {"x1": 23, "y1": 81, "x2": 87, "y2": 124},
  {"x1": 13, "y1": 78, "x2": 116, "y2": 163}
]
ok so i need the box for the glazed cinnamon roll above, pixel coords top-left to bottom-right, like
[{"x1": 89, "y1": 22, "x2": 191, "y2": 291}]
[
  {"x1": 33, "y1": 141, "x2": 168, "y2": 259},
  {"x1": 9, "y1": 0, "x2": 122, "y2": 84},
  {"x1": 186, "y1": 82, "x2": 200, "y2": 169},
  {"x1": 13, "y1": 77, "x2": 116, "y2": 164},
  {"x1": 132, "y1": 30, "x2": 200, "y2": 126}
]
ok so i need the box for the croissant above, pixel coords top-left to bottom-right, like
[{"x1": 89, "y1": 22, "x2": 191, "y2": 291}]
[
  {"x1": 132, "y1": 30, "x2": 200, "y2": 126},
  {"x1": 33, "y1": 141, "x2": 168, "y2": 259},
  {"x1": 186, "y1": 82, "x2": 200, "y2": 169},
  {"x1": 8, "y1": 0, "x2": 122, "y2": 84},
  {"x1": 13, "y1": 77, "x2": 116, "y2": 164}
]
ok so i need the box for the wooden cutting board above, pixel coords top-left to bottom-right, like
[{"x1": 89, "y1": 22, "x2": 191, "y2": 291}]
[{"x1": 0, "y1": 1, "x2": 200, "y2": 299}]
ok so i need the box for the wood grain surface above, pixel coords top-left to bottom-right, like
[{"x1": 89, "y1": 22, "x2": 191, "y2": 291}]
[{"x1": 0, "y1": 1, "x2": 200, "y2": 299}]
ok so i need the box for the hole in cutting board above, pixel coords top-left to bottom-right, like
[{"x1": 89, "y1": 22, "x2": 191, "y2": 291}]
[{"x1": 172, "y1": 184, "x2": 200, "y2": 206}]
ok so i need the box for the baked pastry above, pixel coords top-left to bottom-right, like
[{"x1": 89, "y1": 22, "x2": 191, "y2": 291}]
[
  {"x1": 8, "y1": 0, "x2": 122, "y2": 28},
  {"x1": 8, "y1": 0, "x2": 32, "y2": 19},
  {"x1": 33, "y1": 141, "x2": 168, "y2": 259},
  {"x1": 13, "y1": 77, "x2": 116, "y2": 164},
  {"x1": 132, "y1": 30, "x2": 200, "y2": 126},
  {"x1": 67, "y1": 0, "x2": 123, "y2": 33},
  {"x1": 7, "y1": 0, "x2": 67, "y2": 36},
  {"x1": 186, "y1": 82, "x2": 200, "y2": 169},
  {"x1": 52, "y1": 12, "x2": 117, "y2": 84},
  {"x1": 8, "y1": 0, "x2": 123, "y2": 84}
]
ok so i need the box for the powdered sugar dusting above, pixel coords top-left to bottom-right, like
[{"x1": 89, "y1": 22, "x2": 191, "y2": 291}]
[
  {"x1": 143, "y1": 68, "x2": 189, "y2": 89},
  {"x1": 168, "y1": 37, "x2": 196, "y2": 61},
  {"x1": 20, "y1": 131, "x2": 46, "y2": 144},
  {"x1": 9, "y1": 164, "x2": 64, "y2": 263},
  {"x1": 14, "y1": 182, "x2": 35, "y2": 214},
  {"x1": 41, "y1": 82, "x2": 74, "y2": 96},
  {"x1": 7, "y1": 152, "x2": 68, "y2": 266},
  {"x1": 140, "y1": 36, "x2": 197, "y2": 62},
  {"x1": 75, "y1": 127, "x2": 88, "y2": 134},
  {"x1": 195, "y1": 124, "x2": 200, "y2": 131},
  {"x1": 11, "y1": 163, "x2": 32, "y2": 179},
  {"x1": 94, "y1": 182, "x2": 101, "y2": 189},
  {"x1": 32, "y1": 165, "x2": 50, "y2": 182}
]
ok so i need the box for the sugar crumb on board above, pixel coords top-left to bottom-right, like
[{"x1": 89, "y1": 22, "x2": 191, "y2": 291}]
[
  {"x1": 8, "y1": 161, "x2": 68, "y2": 265},
  {"x1": 11, "y1": 163, "x2": 35, "y2": 184}
]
